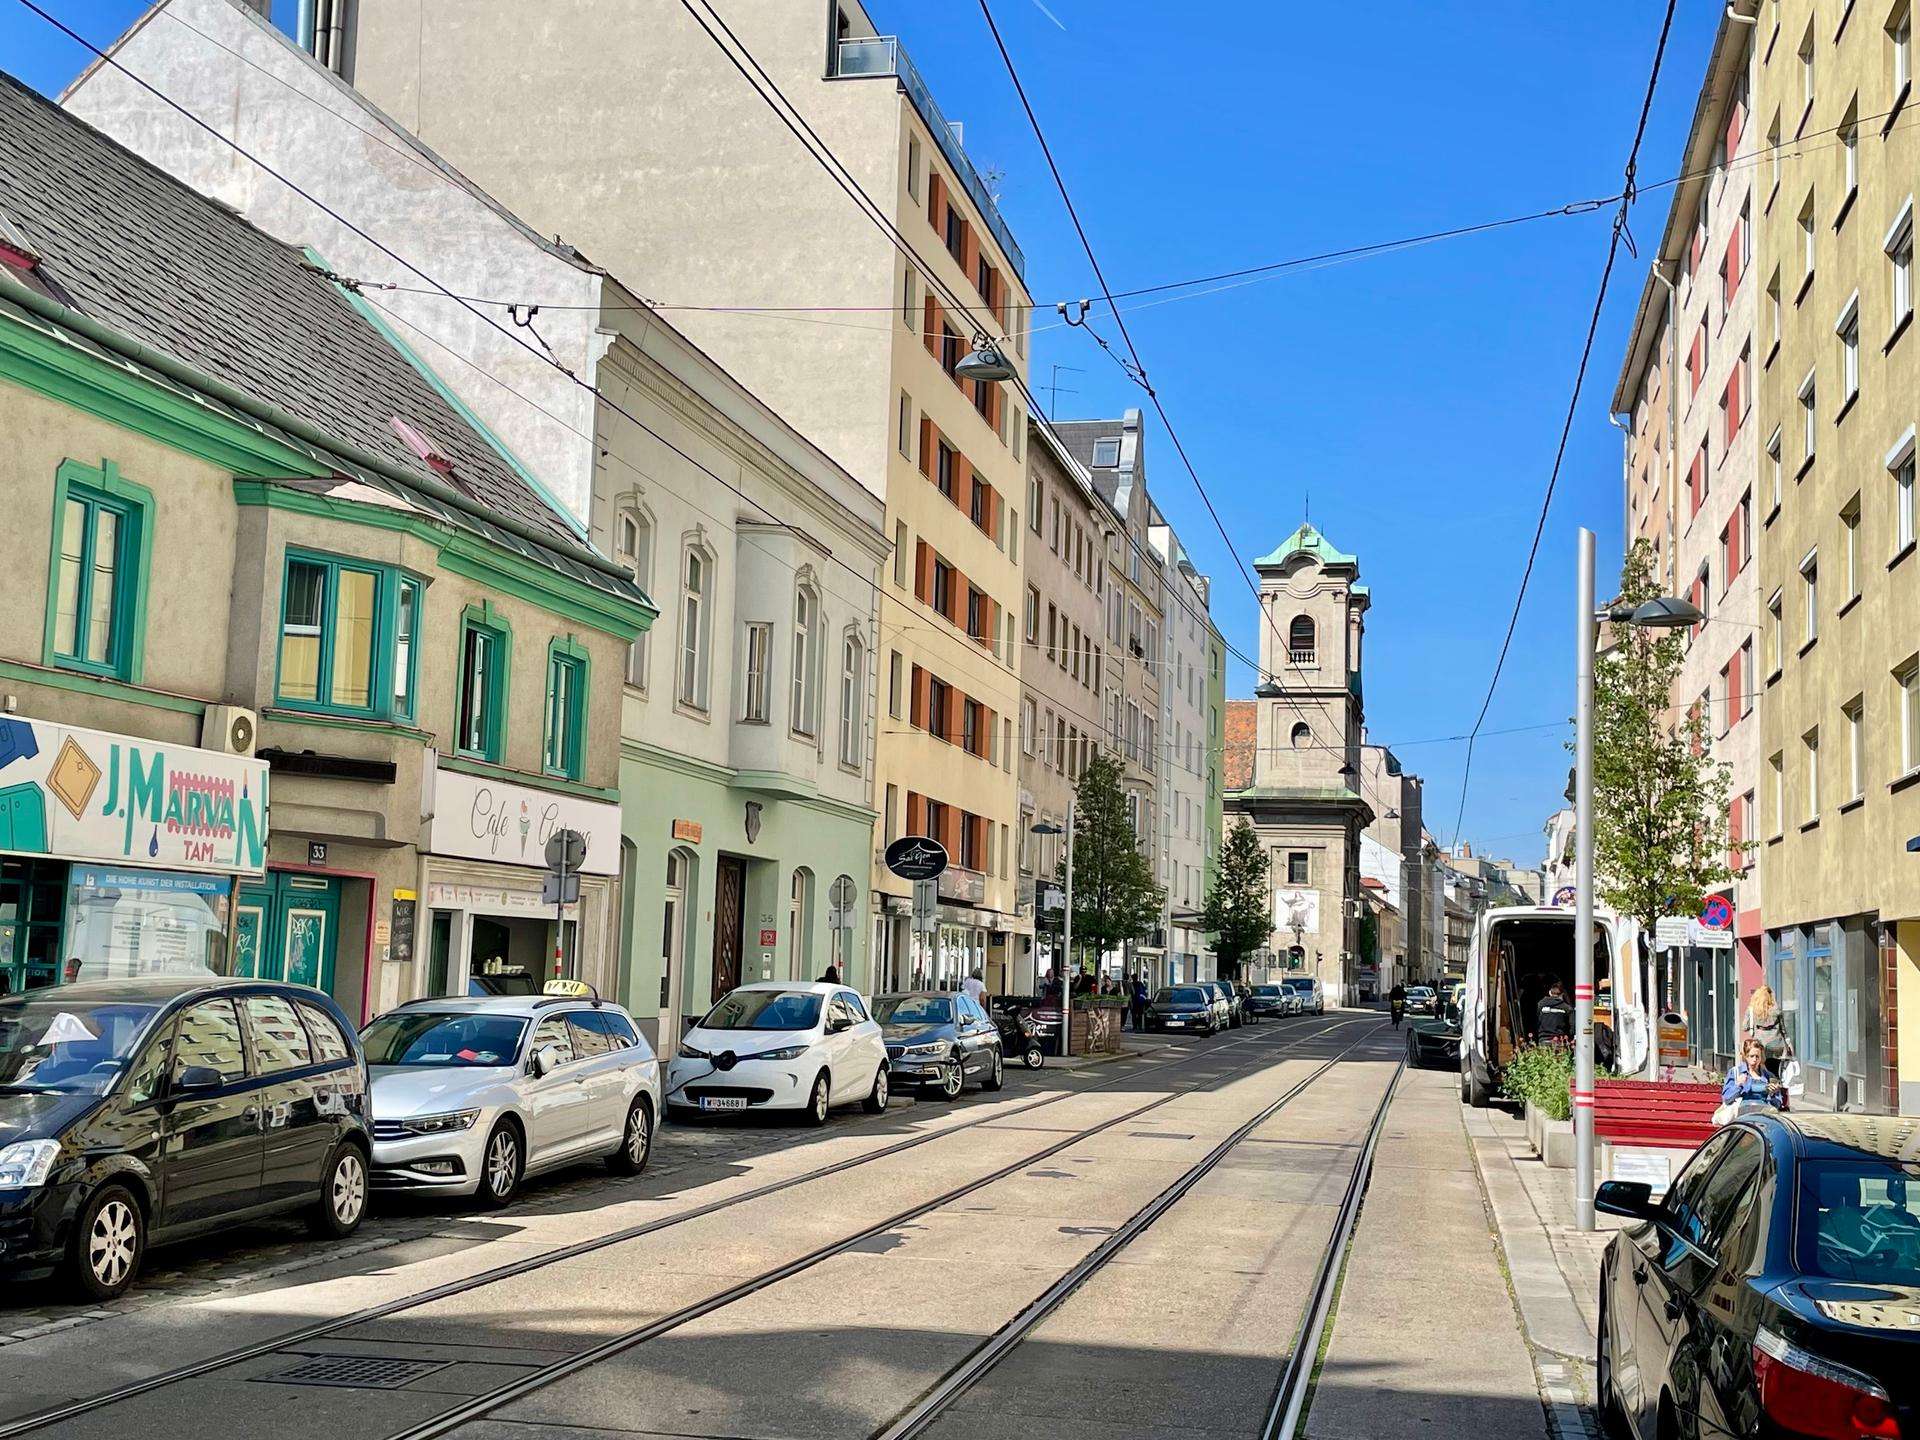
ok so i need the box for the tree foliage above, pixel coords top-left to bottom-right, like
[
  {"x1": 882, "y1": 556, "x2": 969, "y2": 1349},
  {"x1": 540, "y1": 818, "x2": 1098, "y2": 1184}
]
[
  {"x1": 1587, "y1": 539, "x2": 1742, "y2": 931},
  {"x1": 1202, "y1": 818, "x2": 1271, "y2": 978},
  {"x1": 1061, "y1": 749, "x2": 1165, "y2": 959}
]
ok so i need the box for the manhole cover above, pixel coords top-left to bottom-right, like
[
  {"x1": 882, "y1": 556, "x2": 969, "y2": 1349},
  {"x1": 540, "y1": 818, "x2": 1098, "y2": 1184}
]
[{"x1": 259, "y1": 1355, "x2": 452, "y2": 1390}]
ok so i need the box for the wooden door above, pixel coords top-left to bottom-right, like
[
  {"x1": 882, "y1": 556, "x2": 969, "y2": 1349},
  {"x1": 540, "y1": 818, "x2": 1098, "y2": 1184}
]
[{"x1": 712, "y1": 855, "x2": 746, "y2": 1001}]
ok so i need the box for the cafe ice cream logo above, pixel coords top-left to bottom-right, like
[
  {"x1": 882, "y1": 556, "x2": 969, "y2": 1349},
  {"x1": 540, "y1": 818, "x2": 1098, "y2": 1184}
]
[
  {"x1": 469, "y1": 786, "x2": 583, "y2": 864},
  {"x1": 0, "y1": 716, "x2": 266, "y2": 871}
]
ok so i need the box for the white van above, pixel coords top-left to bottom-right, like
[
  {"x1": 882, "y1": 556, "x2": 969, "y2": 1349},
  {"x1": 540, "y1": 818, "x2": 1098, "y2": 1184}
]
[{"x1": 1459, "y1": 904, "x2": 1650, "y2": 1106}]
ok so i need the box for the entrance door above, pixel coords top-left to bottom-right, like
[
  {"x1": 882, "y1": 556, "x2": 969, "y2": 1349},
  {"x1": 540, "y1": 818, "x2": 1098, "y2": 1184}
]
[
  {"x1": 712, "y1": 856, "x2": 746, "y2": 1002},
  {"x1": 236, "y1": 873, "x2": 342, "y2": 993}
]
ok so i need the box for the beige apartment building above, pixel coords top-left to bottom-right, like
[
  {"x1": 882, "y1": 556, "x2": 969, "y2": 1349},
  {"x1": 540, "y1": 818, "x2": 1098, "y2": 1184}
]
[
  {"x1": 1016, "y1": 418, "x2": 1111, "y2": 991},
  {"x1": 1612, "y1": 9, "x2": 1765, "y2": 1074},
  {"x1": 1752, "y1": 0, "x2": 1918, "y2": 1113},
  {"x1": 340, "y1": 0, "x2": 1034, "y2": 989}
]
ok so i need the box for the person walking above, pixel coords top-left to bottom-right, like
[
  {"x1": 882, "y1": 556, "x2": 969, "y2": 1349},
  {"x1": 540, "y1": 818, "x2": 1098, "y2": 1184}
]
[
  {"x1": 962, "y1": 969, "x2": 987, "y2": 1008},
  {"x1": 819, "y1": 962, "x2": 842, "y2": 985},
  {"x1": 1720, "y1": 1038, "x2": 1787, "y2": 1115},
  {"x1": 1744, "y1": 984, "x2": 1789, "y2": 1062},
  {"x1": 1534, "y1": 980, "x2": 1573, "y2": 1047},
  {"x1": 1130, "y1": 974, "x2": 1149, "y2": 1032}
]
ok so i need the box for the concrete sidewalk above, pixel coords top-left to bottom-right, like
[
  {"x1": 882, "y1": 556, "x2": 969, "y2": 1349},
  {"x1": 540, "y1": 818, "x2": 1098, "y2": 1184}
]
[{"x1": 1305, "y1": 1066, "x2": 1550, "y2": 1440}]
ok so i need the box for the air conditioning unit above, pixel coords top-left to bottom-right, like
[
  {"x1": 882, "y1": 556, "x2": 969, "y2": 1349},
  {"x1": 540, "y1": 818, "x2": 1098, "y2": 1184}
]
[{"x1": 202, "y1": 705, "x2": 258, "y2": 758}]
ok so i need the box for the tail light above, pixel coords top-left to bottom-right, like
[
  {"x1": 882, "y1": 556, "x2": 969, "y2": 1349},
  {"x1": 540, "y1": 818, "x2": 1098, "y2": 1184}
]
[{"x1": 1754, "y1": 1327, "x2": 1901, "y2": 1439}]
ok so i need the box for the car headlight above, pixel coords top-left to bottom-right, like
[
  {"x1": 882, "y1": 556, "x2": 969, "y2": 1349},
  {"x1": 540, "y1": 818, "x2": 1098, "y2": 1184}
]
[
  {"x1": 677, "y1": 1044, "x2": 710, "y2": 1061},
  {"x1": 902, "y1": 1042, "x2": 948, "y2": 1057},
  {"x1": 751, "y1": 1045, "x2": 808, "y2": 1061},
  {"x1": 0, "y1": 1139, "x2": 61, "y2": 1190},
  {"x1": 400, "y1": 1110, "x2": 480, "y2": 1136}
]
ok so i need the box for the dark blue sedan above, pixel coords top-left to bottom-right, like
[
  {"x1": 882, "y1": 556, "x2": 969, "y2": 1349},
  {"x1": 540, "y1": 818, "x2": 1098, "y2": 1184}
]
[{"x1": 1596, "y1": 1111, "x2": 1918, "y2": 1439}]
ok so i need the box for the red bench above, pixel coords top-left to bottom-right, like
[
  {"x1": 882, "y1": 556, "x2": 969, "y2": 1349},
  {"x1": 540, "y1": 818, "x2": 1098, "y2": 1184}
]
[{"x1": 1590, "y1": 1078, "x2": 1721, "y2": 1150}]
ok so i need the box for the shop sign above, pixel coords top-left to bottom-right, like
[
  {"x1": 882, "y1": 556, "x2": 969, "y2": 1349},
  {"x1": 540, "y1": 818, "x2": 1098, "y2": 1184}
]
[
  {"x1": 884, "y1": 836, "x2": 947, "y2": 881},
  {"x1": 758, "y1": 928, "x2": 778, "y2": 947},
  {"x1": 937, "y1": 866, "x2": 984, "y2": 903},
  {"x1": 0, "y1": 715, "x2": 267, "y2": 876},
  {"x1": 671, "y1": 818, "x2": 703, "y2": 844},
  {"x1": 426, "y1": 761, "x2": 618, "y2": 875},
  {"x1": 390, "y1": 889, "x2": 416, "y2": 966}
]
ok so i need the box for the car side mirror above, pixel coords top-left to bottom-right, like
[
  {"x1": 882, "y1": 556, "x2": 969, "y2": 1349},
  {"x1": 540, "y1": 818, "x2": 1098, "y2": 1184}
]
[
  {"x1": 826, "y1": 1015, "x2": 852, "y2": 1035},
  {"x1": 529, "y1": 1044, "x2": 563, "y2": 1078},
  {"x1": 1594, "y1": 1180, "x2": 1656, "y2": 1221},
  {"x1": 172, "y1": 1065, "x2": 223, "y2": 1094}
]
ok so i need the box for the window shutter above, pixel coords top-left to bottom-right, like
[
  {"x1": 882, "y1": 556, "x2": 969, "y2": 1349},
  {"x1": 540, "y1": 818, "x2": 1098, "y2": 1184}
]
[
  {"x1": 920, "y1": 416, "x2": 935, "y2": 477},
  {"x1": 911, "y1": 664, "x2": 929, "y2": 728},
  {"x1": 907, "y1": 790, "x2": 925, "y2": 838},
  {"x1": 915, "y1": 540, "x2": 933, "y2": 603},
  {"x1": 923, "y1": 295, "x2": 940, "y2": 359}
]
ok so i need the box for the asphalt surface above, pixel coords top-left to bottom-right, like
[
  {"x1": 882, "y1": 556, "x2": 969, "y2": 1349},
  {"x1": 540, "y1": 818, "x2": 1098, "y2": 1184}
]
[{"x1": 0, "y1": 1012, "x2": 1414, "y2": 1440}]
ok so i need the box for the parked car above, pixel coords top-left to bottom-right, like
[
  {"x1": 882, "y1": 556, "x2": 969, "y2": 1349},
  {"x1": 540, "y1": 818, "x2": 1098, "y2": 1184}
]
[
  {"x1": 1231, "y1": 982, "x2": 1261, "y2": 1023},
  {"x1": 1203, "y1": 980, "x2": 1242, "y2": 1029},
  {"x1": 665, "y1": 983, "x2": 888, "y2": 1126},
  {"x1": 873, "y1": 992, "x2": 1004, "y2": 1099},
  {"x1": 1404, "y1": 1011, "x2": 1461, "y2": 1070},
  {"x1": 0, "y1": 976, "x2": 369, "y2": 1300},
  {"x1": 1282, "y1": 977, "x2": 1326, "y2": 1015},
  {"x1": 360, "y1": 995, "x2": 660, "y2": 1207},
  {"x1": 1144, "y1": 986, "x2": 1220, "y2": 1035},
  {"x1": 1596, "y1": 1111, "x2": 1920, "y2": 1440},
  {"x1": 1245, "y1": 984, "x2": 1293, "y2": 1019},
  {"x1": 1405, "y1": 984, "x2": 1437, "y2": 1016}
]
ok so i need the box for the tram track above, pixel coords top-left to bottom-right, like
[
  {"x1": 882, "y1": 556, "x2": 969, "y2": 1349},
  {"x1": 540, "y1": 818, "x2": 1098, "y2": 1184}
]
[{"x1": 0, "y1": 1011, "x2": 1369, "y2": 1438}]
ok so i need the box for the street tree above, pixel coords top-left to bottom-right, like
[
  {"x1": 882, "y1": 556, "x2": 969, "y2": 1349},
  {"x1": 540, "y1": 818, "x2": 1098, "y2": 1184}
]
[
  {"x1": 1202, "y1": 817, "x2": 1271, "y2": 979},
  {"x1": 1587, "y1": 538, "x2": 1742, "y2": 935},
  {"x1": 1061, "y1": 749, "x2": 1165, "y2": 965}
]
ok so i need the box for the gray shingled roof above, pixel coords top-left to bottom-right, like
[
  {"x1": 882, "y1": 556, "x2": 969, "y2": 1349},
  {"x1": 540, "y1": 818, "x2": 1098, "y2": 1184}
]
[
  {"x1": 0, "y1": 70, "x2": 640, "y2": 607},
  {"x1": 1051, "y1": 418, "x2": 1128, "y2": 512}
]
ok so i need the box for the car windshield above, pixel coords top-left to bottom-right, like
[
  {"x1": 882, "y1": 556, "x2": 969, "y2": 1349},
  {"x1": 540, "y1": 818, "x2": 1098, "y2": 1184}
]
[
  {"x1": 361, "y1": 1012, "x2": 527, "y2": 1067},
  {"x1": 1283, "y1": 979, "x2": 1312, "y2": 993},
  {"x1": 1253, "y1": 986, "x2": 1282, "y2": 997},
  {"x1": 702, "y1": 989, "x2": 823, "y2": 1031},
  {"x1": 1798, "y1": 1158, "x2": 1920, "y2": 1285},
  {"x1": 1158, "y1": 987, "x2": 1207, "y2": 1005},
  {"x1": 873, "y1": 996, "x2": 953, "y2": 1025},
  {"x1": 0, "y1": 998, "x2": 159, "y2": 1095},
  {"x1": 1409, "y1": 987, "x2": 1434, "y2": 997}
]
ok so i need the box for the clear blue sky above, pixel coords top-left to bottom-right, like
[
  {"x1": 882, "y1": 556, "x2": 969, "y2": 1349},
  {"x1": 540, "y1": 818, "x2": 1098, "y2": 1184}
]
[{"x1": 6, "y1": 0, "x2": 1719, "y2": 866}]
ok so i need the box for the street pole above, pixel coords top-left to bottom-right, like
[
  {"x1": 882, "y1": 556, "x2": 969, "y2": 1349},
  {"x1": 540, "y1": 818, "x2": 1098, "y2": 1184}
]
[
  {"x1": 1061, "y1": 800, "x2": 1075, "y2": 1059},
  {"x1": 1574, "y1": 527, "x2": 1597, "y2": 1232}
]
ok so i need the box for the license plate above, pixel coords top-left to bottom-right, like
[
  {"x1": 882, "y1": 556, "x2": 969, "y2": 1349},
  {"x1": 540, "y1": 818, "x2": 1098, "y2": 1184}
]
[
  {"x1": 1168, "y1": 1019, "x2": 1186, "y2": 1026},
  {"x1": 699, "y1": 1096, "x2": 748, "y2": 1112}
]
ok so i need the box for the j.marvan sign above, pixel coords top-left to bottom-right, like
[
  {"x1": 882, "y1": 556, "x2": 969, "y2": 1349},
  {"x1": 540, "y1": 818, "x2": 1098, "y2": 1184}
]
[
  {"x1": 0, "y1": 715, "x2": 268, "y2": 876},
  {"x1": 426, "y1": 761, "x2": 618, "y2": 876}
]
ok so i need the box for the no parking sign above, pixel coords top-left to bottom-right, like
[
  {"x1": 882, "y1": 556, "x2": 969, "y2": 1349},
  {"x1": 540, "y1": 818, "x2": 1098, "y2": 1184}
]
[{"x1": 1692, "y1": 896, "x2": 1734, "y2": 949}]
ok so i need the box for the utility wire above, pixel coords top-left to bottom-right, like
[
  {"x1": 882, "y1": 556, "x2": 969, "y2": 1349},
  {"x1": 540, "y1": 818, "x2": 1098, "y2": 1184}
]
[{"x1": 1445, "y1": 0, "x2": 1683, "y2": 849}]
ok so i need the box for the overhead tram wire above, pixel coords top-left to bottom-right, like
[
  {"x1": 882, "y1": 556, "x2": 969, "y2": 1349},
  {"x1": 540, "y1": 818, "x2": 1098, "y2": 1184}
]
[{"x1": 1444, "y1": 0, "x2": 1682, "y2": 849}]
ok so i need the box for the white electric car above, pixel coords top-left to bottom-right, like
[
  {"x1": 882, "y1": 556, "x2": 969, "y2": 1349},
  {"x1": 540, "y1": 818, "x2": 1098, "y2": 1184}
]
[
  {"x1": 666, "y1": 982, "x2": 889, "y2": 1125},
  {"x1": 362, "y1": 995, "x2": 660, "y2": 1206}
]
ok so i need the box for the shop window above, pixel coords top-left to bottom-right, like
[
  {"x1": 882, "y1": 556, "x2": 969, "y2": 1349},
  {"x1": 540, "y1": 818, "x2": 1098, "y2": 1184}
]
[
  {"x1": 276, "y1": 550, "x2": 420, "y2": 720},
  {"x1": 456, "y1": 603, "x2": 512, "y2": 763},
  {"x1": 44, "y1": 459, "x2": 153, "y2": 683},
  {"x1": 543, "y1": 637, "x2": 590, "y2": 781}
]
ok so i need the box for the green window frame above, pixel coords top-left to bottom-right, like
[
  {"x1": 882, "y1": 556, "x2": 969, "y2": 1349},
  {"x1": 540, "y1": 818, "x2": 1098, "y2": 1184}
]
[
  {"x1": 42, "y1": 459, "x2": 154, "y2": 683},
  {"x1": 274, "y1": 549, "x2": 424, "y2": 720},
  {"x1": 543, "y1": 635, "x2": 590, "y2": 781},
  {"x1": 456, "y1": 602, "x2": 512, "y2": 763}
]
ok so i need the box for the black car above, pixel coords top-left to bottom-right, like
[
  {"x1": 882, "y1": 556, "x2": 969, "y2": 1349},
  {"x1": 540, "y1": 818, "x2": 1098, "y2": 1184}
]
[
  {"x1": 0, "y1": 976, "x2": 370, "y2": 1299},
  {"x1": 1204, "y1": 980, "x2": 1244, "y2": 1029},
  {"x1": 1245, "y1": 984, "x2": 1291, "y2": 1019},
  {"x1": 1596, "y1": 1111, "x2": 1919, "y2": 1440},
  {"x1": 1404, "y1": 1012, "x2": 1460, "y2": 1069},
  {"x1": 1145, "y1": 986, "x2": 1219, "y2": 1036},
  {"x1": 873, "y1": 992, "x2": 1003, "y2": 1099}
]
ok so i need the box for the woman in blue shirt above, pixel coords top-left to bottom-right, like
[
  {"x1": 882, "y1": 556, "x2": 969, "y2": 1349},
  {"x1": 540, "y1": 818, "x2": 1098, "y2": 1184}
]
[{"x1": 1721, "y1": 1037, "x2": 1786, "y2": 1111}]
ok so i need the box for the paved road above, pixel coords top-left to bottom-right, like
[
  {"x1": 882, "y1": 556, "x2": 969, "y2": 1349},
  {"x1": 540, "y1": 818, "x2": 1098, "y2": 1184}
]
[{"x1": 0, "y1": 1012, "x2": 1410, "y2": 1440}]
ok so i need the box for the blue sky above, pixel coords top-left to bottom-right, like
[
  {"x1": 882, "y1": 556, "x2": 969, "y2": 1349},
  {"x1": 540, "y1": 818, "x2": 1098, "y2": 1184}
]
[{"x1": 5, "y1": 1, "x2": 1719, "y2": 865}]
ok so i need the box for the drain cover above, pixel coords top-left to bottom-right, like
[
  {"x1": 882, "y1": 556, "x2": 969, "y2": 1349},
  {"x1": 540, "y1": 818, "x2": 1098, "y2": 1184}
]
[{"x1": 260, "y1": 1355, "x2": 452, "y2": 1390}]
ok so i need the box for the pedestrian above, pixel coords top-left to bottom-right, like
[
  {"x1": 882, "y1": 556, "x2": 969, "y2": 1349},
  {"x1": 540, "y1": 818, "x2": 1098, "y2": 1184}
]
[
  {"x1": 962, "y1": 969, "x2": 987, "y2": 1008},
  {"x1": 819, "y1": 962, "x2": 842, "y2": 985},
  {"x1": 1534, "y1": 980, "x2": 1572, "y2": 1047},
  {"x1": 1131, "y1": 974, "x2": 1149, "y2": 1032},
  {"x1": 1744, "y1": 984, "x2": 1789, "y2": 1062},
  {"x1": 1719, "y1": 1037, "x2": 1787, "y2": 1116}
]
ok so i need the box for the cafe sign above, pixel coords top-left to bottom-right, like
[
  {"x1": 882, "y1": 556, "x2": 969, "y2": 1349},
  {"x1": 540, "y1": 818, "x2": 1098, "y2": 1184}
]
[
  {"x1": 426, "y1": 760, "x2": 619, "y2": 876},
  {"x1": 0, "y1": 715, "x2": 268, "y2": 876}
]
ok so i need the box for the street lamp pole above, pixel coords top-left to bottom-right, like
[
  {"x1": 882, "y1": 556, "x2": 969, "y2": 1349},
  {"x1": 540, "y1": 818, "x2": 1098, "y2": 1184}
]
[
  {"x1": 1062, "y1": 799, "x2": 1075, "y2": 1059},
  {"x1": 1574, "y1": 527, "x2": 1598, "y2": 1232}
]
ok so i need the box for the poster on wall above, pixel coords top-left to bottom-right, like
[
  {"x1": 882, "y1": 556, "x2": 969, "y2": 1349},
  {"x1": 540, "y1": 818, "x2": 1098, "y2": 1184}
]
[
  {"x1": 1272, "y1": 886, "x2": 1321, "y2": 937},
  {"x1": 426, "y1": 759, "x2": 620, "y2": 875},
  {"x1": 0, "y1": 715, "x2": 268, "y2": 876}
]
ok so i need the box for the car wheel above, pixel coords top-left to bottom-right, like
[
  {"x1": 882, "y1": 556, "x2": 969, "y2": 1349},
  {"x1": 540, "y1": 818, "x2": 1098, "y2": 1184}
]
[
  {"x1": 981, "y1": 1049, "x2": 1005, "y2": 1091},
  {"x1": 935, "y1": 1053, "x2": 965, "y2": 1101},
  {"x1": 476, "y1": 1120, "x2": 523, "y2": 1207},
  {"x1": 68, "y1": 1182, "x2": 143, "y2": 1301},
  {"x1": 803, "y1": 1072, "x2": 832, "y2": 1126},
  {"x1": 308, "y1": 1143, "x2": 369, "y2": 1238},
  {"x1": 1596, "y1": 1290, "x2": 1627, "y2": 1439},
  {"x1": 607, "y1": 1097, "x2": 653, "y2": 1176},
  {"x1": 1023, "y1": 1041, "x2": 1045, "y2": 1069},
  {"x1": 862, "y1": 1066, "x2": 889, "y2": 1114},
  {"x1": 1465, "y1": 1066, "x2": 1492, "y2": 1108}
]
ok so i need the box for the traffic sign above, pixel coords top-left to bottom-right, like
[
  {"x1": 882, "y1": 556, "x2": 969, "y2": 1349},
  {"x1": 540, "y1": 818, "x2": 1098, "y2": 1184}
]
[
  {"x1": 1654, "y1": 915, "x2": 1691, "y2": 949},
  {"x1": 1698, "y1": 896, "x2": 1733, "y2": 931},
  {"x1": 1551, "y1": 885, "x2": 1576, "y2": 907},
  {"x1": 545, "y1": 828, "x2": 588, "y2": 874}
]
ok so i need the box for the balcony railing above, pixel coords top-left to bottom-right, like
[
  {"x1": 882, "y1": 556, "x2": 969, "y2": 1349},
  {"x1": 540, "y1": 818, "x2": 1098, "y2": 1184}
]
[
  {"x1": 830, "y1": 35, "x2": 1026, "y2": 279},
  {"x1": 1288, "y1": 648, "x2": 1316, "y2": 665}
]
